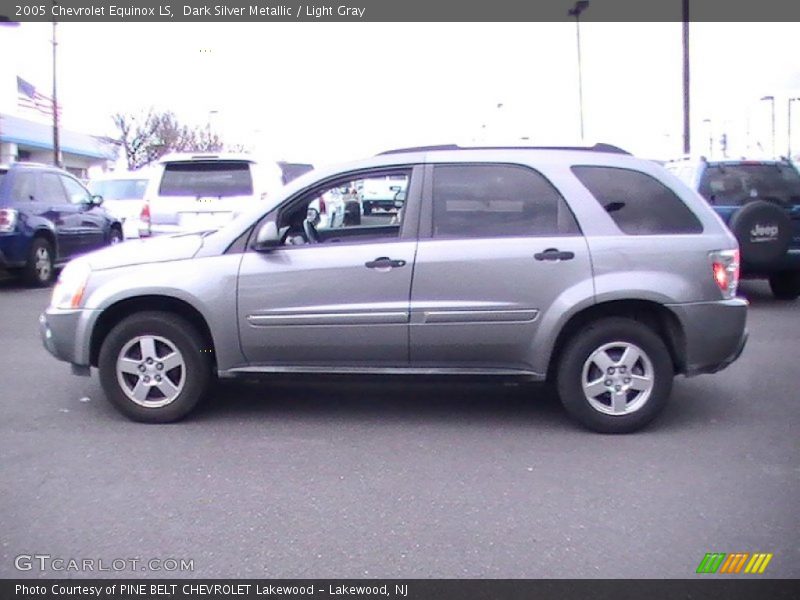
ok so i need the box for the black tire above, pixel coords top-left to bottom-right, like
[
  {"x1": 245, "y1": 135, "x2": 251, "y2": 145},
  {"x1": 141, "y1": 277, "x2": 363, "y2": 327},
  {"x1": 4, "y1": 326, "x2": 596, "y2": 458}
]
[
  {"x1": 728, "y1": 200, "x2": 792, "y2": 267},
  {"x1": 768, "y1": 270, "x2": 800, "y2": 300},
  {"x1": 98, "y1": 311, "x2": 211, "y2": 423},
  {"x1": 23, "y1": 237, "x2": 55, "y2": 287},
  {"x1": 556, "y1": 317, "x2": 674, "y2": 434},
  {"x1": 109, "y1": 226, "x2": 124, "y2": 245}
]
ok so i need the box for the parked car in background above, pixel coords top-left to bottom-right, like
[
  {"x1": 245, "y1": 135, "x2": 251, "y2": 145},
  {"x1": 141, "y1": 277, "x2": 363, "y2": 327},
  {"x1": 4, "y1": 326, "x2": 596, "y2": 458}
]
[
  {"x1": 40, "y1": 144, "x2": 747, "y2": 432},
  {"x1": 360, "y1": 174, "x2": 408, "y2": 215},
  {"x1": 666, "y1": 157, "x2": 800, "y2": 299},
  {"x1": 139, "y1": 153, "x2": 285, "y2": 237},
  {"x1": 0, "y1": 162, "x2": 123, "y2": 286},
  {"x1": 88, "y1": 169, "x2": 152, "y2": 239}
]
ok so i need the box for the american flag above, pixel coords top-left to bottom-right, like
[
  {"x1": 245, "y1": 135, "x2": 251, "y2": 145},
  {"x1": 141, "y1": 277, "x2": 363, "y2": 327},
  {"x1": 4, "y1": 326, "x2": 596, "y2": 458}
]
[{"x1": 17, "y1": 76, "x2": 60, "y2": 118}]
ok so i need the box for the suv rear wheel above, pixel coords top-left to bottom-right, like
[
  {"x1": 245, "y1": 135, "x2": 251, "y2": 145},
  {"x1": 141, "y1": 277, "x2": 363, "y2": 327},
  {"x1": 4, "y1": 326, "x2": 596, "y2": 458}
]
[
  {"x1": 768, "y1": 270, "x2": 800, "y2": 300},
  {"x1": 556, "y1": 317, "x2": 673, "y2": 433},
  {"x1": 98, "y1": 311, "x2": 211, "y2": 422}
]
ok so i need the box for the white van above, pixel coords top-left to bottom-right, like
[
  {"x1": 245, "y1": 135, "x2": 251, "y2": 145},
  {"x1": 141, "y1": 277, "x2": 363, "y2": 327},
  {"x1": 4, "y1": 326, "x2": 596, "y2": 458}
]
[
  {"x1": 139, "y1": 153, "x2": 285, "y2": 237},
  {"x1": 88, "y1": 169, "x2": 153, "y2": 239}
]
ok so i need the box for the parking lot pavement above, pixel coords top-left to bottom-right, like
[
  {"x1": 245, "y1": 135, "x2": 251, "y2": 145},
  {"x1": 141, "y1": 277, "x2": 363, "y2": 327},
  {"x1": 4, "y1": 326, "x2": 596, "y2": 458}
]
[{"x1": 0, "y1": 277, "x2": 797, "y2": 579}]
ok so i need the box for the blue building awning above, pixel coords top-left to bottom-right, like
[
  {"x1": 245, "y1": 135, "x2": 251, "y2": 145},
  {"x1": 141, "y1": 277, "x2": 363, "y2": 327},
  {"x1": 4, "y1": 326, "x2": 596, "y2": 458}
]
[{"x1": 0, "y1": 113, "x2": 118, "y2": 160}]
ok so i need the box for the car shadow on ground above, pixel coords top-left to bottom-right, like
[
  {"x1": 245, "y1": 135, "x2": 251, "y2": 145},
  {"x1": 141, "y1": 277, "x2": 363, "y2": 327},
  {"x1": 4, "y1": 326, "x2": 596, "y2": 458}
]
[
  {"x1": 189, "y1": 375, "x2": 576, "y2": 431},
  {"x1": 737, "y1": 279, "x2": 795, "y2": 305}
]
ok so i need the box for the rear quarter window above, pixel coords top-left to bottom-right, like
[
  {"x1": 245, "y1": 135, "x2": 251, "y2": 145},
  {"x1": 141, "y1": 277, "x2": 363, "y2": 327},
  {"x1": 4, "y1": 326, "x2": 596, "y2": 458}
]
[{"x1": 572, "y1": 166, "x2": 703, "y2": 235}]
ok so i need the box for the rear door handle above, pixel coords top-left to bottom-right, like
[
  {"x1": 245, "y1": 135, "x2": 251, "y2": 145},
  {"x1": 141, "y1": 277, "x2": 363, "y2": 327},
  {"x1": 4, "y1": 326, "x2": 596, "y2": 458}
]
[
  {"x1": 534, "y1": 248, "x2": 575, "y2": 261},
  {"x1": 365, "y1": 257, "x2": 407, "y2": 269}
]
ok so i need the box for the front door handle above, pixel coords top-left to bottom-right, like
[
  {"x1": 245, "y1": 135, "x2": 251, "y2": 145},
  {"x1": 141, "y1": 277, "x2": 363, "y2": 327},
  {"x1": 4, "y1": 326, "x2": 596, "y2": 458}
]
[
  {"x1": 365, "y1": 257, "x2": 407, "y2": 269},
  {"x1": 534, "y1": 248, "x2": 575, "y2": 261}
]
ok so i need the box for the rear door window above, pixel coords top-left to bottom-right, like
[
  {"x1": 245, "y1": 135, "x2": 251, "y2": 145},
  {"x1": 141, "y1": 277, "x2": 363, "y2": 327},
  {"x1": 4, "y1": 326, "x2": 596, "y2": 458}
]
[
  {"x1": 698, "y1": 163, "x2": 800, "y2": 207},
  {"x1": 39, "y1": 173, "x2": 69, "y2": 204},
  {"x1": 159, "y1": 161, "x2": 254, "y2": 197},
  {"x1": 572, "y1": 166, "x2": 703, "y2": 235},
  {"x1": 431, "y1": 164, "x2": 580, "y2": 238}
]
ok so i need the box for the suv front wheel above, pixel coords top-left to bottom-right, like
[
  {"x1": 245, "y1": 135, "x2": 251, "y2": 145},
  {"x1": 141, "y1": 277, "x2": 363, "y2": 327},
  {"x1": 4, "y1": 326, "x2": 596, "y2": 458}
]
[
  {"x1": 98, "y1": 311, "x2": 211, "y2": 422},
  {"x1": 556, "y1": 317, "x2": 673, "y2": 433}
]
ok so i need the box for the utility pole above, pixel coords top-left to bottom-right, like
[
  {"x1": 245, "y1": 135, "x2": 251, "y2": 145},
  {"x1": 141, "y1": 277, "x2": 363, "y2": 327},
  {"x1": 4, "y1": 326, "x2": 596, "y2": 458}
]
[
  {"x1": 51, "y1": 16, "x2": 62, "y2": 167},
  {"x1": 682, "y1": 0, "x2": 690, "y2": 155}
]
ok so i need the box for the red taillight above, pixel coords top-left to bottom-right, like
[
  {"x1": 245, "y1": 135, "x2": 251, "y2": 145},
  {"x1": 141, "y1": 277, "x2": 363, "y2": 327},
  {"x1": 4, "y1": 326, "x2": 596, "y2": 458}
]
[
  {"x1": 713, "y1": 262, "x2": 729, "y2": 290},
  {"x1": 710, "y1": 249, "x2": 740, "y2": 298},
  {"x1": 0, "y1": 208, "x2": 18, "y2": 233},
  {"x1": 140, "y1": 203, "x2": 150, "y2": 223}
]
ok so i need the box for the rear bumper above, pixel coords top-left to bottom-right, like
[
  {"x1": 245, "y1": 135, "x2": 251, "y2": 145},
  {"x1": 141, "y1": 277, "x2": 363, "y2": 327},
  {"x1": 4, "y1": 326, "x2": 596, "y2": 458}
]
[
  {"x1": 139, "y1": 223, "x2": 185, "y2": 237},
  {"x1": 667, "y1": 297, "x2": 749, "y2": 376},
  {"x1": 0, "y1": 233, "x2": 28, "y2": 268}
]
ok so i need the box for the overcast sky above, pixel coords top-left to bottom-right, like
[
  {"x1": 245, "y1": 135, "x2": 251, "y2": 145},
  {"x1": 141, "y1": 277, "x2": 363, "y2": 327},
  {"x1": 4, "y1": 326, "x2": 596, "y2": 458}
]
[{"x1": 7, "y1": 21, "x2": 800, "y2": 165}]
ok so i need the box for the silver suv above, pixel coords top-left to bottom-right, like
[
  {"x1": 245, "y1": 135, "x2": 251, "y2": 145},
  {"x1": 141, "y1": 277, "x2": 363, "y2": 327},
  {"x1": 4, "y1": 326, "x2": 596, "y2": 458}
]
[{"x1": 40, "y1": 145, "x2": 748, "y2": 433}]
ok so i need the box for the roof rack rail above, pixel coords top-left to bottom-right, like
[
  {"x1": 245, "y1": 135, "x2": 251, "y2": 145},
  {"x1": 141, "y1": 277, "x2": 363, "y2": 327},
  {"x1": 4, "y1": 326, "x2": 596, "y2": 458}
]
[{"x1": 378, "y1": 143, "x2": 631, "y2": 156}]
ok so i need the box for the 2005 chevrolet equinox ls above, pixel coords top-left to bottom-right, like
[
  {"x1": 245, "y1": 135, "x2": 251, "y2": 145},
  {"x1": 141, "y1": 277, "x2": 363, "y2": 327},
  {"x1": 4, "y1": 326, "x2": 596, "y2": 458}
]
[{"x1": 40, "y1": 144, "x2": 748, "y2": 433}]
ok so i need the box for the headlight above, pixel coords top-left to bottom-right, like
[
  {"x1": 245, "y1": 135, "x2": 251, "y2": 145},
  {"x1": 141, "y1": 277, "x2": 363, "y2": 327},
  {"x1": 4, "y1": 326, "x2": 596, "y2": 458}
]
[{"x1": 50, "y1": 261, "x2": 92, "y2": 309}]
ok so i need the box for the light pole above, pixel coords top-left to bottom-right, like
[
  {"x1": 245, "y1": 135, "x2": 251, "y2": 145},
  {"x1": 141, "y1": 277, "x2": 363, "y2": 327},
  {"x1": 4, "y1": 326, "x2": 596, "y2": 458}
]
[
  {"x1": 568, "y1": 1, "x2": 589, "y2": 142},
  {"x1": 703, "y1": 118, "x2": 712, "y2": 158},
  {"x1": 761, "y1": 95, "x2": 775, "y2": 158},
  {"x1": 682, "y1": 0, "x2": 690, "y2": 155},
  {"x1": 51, "y1": 15, "x2": 62, "y2": 167},
  {"x1": 788, "y1": 97, "x2": 799, "y2": 158}
]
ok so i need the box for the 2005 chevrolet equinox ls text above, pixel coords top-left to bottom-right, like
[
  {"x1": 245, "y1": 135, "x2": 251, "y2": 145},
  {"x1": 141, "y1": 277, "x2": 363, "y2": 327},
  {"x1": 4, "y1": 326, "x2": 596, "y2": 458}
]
[{"x1": 40, "y1": 144, "x2": 748, "y2": 433}]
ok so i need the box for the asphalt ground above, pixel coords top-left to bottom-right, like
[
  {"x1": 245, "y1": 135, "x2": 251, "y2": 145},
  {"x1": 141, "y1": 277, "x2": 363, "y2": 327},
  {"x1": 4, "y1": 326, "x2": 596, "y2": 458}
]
[{"x1": 0, "y1": 276, "x2": 797, "y2": 579}]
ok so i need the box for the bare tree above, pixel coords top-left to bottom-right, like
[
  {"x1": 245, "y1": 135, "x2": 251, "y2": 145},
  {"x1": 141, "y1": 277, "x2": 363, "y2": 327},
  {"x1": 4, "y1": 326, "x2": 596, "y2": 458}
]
[{"x1": 112, "y1": 109, "x2": 224, "y2": 170}]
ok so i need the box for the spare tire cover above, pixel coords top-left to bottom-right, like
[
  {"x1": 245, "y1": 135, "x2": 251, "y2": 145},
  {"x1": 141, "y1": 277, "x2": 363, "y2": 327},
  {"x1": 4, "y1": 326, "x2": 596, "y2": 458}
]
[{"x1": 728, "y1": 200, "x2": 792, "y2": 266}]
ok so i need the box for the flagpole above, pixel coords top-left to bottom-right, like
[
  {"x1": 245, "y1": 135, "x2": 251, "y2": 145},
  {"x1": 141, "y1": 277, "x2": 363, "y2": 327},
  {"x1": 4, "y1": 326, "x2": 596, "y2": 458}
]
[{"x1": 51, "y1": 15, "x2": 61, "y2": 168}]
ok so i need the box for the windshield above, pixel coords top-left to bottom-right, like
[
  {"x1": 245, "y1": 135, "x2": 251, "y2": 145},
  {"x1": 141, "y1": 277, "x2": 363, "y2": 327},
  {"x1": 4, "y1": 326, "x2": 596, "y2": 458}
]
[
  {"x1": 88, "y1": 178, "x2": 147, "y2": 201},
  {"x1": 159, "y1": 161, "x2": 254, "y2": 197},
  {"x1": 698, "y1": 163, "x2": 800, "y2": 207}
]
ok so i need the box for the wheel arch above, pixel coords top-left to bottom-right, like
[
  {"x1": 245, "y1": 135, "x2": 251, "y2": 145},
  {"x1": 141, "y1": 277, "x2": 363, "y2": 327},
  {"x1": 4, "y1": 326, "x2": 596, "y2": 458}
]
[
  {"x1": 31, "y1": 227, "x2": 57, "y2": 256},
  {"x1": 89, "y1": 295, "x2": 216, "y2": 369},
  {"x1": 546, "y1": 299, "x2": 686, "y2": 382}
]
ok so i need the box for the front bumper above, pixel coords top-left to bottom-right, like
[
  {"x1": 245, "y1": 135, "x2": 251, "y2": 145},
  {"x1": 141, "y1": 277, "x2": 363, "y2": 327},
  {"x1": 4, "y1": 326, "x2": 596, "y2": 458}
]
[
  {"x1": 667, "y1": 297, "x2": 749, "y2": 376},
  {"x1": 39, "y1": 308, "x2": 98, "y2": 372}
]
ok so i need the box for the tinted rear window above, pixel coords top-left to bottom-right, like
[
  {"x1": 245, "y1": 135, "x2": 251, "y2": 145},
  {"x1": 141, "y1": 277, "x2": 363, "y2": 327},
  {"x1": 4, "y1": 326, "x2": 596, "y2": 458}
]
[
  {"x1": 159, "y1": 161, "x2": 253, "y2": 197},
  {"x1": 698, "y1": 163, "x2": 800, "y2": 207},
  {"x1": 89, "y1": 179, "x2": 148, "y2": 201},
  {"x1": 572, "y1": 166, "x2": 703, "y2": 235},
  {"x1": 432, "y1": 164, "x2": 580, "y2": 238}
]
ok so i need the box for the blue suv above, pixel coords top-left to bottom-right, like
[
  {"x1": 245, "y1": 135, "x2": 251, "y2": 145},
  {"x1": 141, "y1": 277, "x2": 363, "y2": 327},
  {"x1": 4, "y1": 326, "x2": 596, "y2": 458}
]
[
  {"x1": 0, "y1": 162, "x2": 123, "y2": 286},
  {"x1": 667, "y1": 158, "x2": 800, "y2": 299}
]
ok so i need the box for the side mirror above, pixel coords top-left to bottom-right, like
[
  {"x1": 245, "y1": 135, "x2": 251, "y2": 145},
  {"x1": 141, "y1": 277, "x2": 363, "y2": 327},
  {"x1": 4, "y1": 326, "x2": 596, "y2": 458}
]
[
  {"x1": 90, "y1": 194, "x2": 104, "y2": 206},
  {"x1": 254, "y1": 221, "x2": 281, "y2": 251}
]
